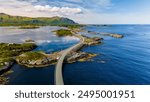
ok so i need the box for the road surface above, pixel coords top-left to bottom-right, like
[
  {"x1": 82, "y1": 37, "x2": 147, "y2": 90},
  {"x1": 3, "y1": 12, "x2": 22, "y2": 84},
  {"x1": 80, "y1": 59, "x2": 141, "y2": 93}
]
[{"x1": 55, "y1": 34, "x2": 85, "y2": 85}]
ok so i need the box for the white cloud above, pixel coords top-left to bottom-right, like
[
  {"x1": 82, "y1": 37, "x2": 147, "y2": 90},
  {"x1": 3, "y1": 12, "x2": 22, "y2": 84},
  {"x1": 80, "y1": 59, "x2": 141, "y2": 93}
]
[
  {"x1": 34, "y1": 5, "x2": 82, "y2": 15},
  {"x1": 0, "y1": 0, "x2": 83, "y2": 17}
]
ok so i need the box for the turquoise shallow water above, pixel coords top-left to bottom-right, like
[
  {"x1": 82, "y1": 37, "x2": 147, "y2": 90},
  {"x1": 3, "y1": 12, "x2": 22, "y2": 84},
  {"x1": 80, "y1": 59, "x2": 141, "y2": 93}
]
[{"x1": 1, "y1": 25, "x2": 150, "y2": 85}]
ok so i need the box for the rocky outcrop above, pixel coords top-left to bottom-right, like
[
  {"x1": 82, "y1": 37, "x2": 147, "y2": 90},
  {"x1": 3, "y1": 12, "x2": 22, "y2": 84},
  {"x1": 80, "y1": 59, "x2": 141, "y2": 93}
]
[
  {"x1": 16, "y1": 51, "x2": 97, "y2": 68},
  {"x1": 66, "y1": 51, "x2": 97, "y2": 63},
  {"x1": 16, "y1": 52, "x2": 58, "y2": 67},
  {"x1": 92, "y1": 37, "x2": 104, "y2": 41},
  {"x1": 100, "y1": 33, "x2": 124, "y2": 38},
  {"x1": 0, "y1": 70, "x2": 14, "y2": 84},
  {"x1": 66, "y1": 52, "x2": 87, "y2": 62},
  {"x1": 83, "y1": 36, "x2": 103, "y2": 46},
  {"x1": 109, "y1": 34, "x2": 124, "y2": 38},
  {"x1": 0, "y1": 76, "x2": 8, "y2": 85},
  {"x1": 0, "y1": 61, "x2": 15, "y2": 75},
  {"x1": 88, "y1": 31, "x2": 98, "y2": 34}
]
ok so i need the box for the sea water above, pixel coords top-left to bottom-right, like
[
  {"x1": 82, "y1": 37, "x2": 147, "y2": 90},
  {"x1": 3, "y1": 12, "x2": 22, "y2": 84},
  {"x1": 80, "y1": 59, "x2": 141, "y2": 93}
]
[{"x1": 0, "y1": 25, "x2": 150, "y2": 85}]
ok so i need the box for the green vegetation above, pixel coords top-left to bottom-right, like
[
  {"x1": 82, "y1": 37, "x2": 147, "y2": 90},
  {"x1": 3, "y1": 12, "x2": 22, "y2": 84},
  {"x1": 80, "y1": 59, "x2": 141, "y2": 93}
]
[
  {"x1": 25, "y1": 39, "x2": 35, "y2": 43},
  {"x1": 0, "y1": 13, "x2": 76, "y2": 26},
  {"x1": 54, "y1": 29, "x2": 73, "y2": 37},
  {"x1": 0, "y1": 43, "x2": 37, "y2": 51},
  {"x1": 59, "y1": 24, "x2": 84, "y2": 29},
  {"x1": 0, "y1": 70, "x2": 13, "y2": 84},
  {"x1": 19, "y1": 26, "x2": 39, "y2": 29},
  {"x1": 0, "y1": 43, "x2": 37, "y2": 68},
  {"x1": 83, "y1": 36, "x2": 102, "y2": 45},
  {"x1": 0, "y1": 76, "x2": 8, "y2": 85},
  {"x1": 16, "y1": 51, "x2": 46, "y2": 61}
]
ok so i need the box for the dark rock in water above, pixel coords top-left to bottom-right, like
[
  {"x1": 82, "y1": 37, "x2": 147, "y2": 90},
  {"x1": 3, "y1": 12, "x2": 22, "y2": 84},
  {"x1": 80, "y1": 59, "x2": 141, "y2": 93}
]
[
  {"x1": 66, "y1": 52, "x2": 87, "y2": 62},
  {"x1": 92, "y1": 37, "x2": 104, "y2": 41},
  {"x1": 84, "y1": 36, "x2": 103, "y2": 46},
  {"x1": 88, "y1": 31, "x2": 98, "y2": 34},
  {"x1": 66, "y1": 51, "x2": 97, "y2": 63},
  {"x1": 86, "y1": 41, "x2": 101, "y2": 46}
]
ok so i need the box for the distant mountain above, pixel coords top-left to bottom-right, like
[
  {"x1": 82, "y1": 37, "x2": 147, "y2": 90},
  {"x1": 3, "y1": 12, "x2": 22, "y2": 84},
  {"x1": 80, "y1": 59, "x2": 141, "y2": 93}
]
[{"x1": 0, "y1": 13, "x2": 77, "y2": 26}]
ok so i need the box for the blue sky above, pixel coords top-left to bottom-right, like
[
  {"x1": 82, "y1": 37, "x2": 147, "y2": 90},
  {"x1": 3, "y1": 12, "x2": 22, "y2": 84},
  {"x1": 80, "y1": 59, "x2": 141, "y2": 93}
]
[{"x1": 1, "y1": 0, "x2": 150, "y2": 24}]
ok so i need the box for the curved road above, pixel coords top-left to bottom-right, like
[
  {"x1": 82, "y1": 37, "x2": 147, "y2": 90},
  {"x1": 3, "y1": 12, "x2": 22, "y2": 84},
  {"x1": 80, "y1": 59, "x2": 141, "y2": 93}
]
[{"x1": 55, "y1": 34, "x2": 85, "y2": 85}]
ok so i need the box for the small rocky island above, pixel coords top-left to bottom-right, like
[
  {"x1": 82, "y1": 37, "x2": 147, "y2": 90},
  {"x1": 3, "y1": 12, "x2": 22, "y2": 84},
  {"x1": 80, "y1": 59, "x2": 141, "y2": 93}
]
[
  {"x1": 83, "y1": 36, "x2": 103, "y2": 45},
  {"x1": 16, "y1": 51, "x2": 97, "y2": 67},
  {"x1": 53, "y1": 29, "x2": 73, "y2": 37},
  {"x1": 103, "y1": 33, "x2": 124, "y2": 38},
  {"x1": 87, "y1": 31, "x2": 124, "y2": 38}
]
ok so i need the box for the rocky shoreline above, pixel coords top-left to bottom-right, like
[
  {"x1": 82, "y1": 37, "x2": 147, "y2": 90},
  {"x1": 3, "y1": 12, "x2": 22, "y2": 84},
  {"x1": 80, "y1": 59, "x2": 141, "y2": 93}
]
[
  {"x1": 102, "y1": 33, "x2": 124, "y2": 38},
  {"x1": 0, "y1": 62, "x2": 14, "y2": 84},
  {"x1": 0, "y1": 43, "x2": 37, "y2": 67},
  {"x1": 66, "y1": 51, "x2": 97, "y2": 63},
  {"x1": 0, "y1": 61, "x2": 15, "y2": 75},
  {"x1": 0, "y1": 42, "x2": 37, "y2": 84},
  {"x1": 88, "y1": 31, "x2": 124, "y2": 38},
  {"x1": 0, "y1": 25, "x2": 125, "y2": 84},
  {"x1": 16, "y1": 51, "x2": 97, "y2": 68},
  {"x1": 83, "y1": 36, "x2": 103, "y2": 45},
  {"x1": 0, "y1": 70, "x2": 14, "y2": 84},
  {"x1": 16, "y1": 28, "x2": 103, "y2": 68},
  {"x1": 0, "y1": 31, "x2": 102, "y2": 70}
]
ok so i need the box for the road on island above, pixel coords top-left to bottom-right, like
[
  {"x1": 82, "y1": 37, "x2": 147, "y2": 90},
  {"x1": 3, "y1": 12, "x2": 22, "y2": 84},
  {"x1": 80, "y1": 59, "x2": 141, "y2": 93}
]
[{"x1": 55, "y1": 34, "x2": 85, "y2": 85}]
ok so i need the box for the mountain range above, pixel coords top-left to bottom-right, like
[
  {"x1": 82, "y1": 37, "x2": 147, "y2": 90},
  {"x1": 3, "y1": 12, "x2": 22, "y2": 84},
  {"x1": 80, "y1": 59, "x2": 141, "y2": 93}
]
[{"x1": 0, "y1": 13, "x2": 77, "y2": 26}]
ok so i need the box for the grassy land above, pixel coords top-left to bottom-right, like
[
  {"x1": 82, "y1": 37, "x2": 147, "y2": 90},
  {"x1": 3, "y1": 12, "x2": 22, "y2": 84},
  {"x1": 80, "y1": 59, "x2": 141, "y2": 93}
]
[
  {"x1": 19, "y1": 25, "x2": 40, "y2": 29},
  {"x1": 54, "y1": 29, "x2": 73, "y2": 37},
  {"x1": 0, "y1": 43, "x2": 37, "y2": 51},
  {"x1": 59, "y1": 24, "x2": 84, "y2": 29},
  {"x1": 0, "y1": 43, "x2": 37, "y2": 68},
  {"x1": 16, "y1": 51, "x2": 46, "y2": 61}
]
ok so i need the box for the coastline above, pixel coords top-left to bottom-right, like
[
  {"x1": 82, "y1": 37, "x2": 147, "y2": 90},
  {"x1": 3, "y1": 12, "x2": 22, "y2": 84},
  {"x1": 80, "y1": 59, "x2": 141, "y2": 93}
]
[
  {"x1": 0, "y1": 61, "x2": 15, "y2": 75},
  {"x1": 0, "y1": 25, "x2": 125, "y2": 85},
  {"x1": 16, "y1": 28, "x2": 103, "y2": 68}
]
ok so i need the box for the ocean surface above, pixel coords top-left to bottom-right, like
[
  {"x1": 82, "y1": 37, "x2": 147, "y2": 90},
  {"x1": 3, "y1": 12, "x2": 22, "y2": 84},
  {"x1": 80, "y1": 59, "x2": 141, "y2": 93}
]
[{"x1": 0, "y1": 25, "x2": 150, "y2": 85}]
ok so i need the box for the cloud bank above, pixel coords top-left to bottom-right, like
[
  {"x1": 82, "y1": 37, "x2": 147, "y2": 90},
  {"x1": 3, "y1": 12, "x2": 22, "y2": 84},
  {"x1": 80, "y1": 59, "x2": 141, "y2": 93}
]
[
  {"x1": 34, "y1": 5, "x2": 82, "y2": 15},
  {"x1": 0, "y1": 0, "x2": 83, "y2": 17}
]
